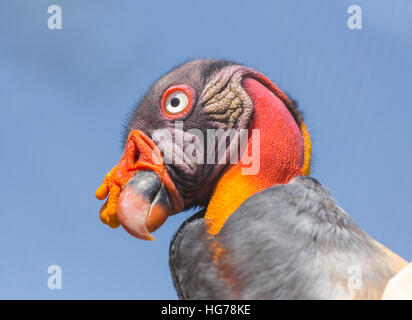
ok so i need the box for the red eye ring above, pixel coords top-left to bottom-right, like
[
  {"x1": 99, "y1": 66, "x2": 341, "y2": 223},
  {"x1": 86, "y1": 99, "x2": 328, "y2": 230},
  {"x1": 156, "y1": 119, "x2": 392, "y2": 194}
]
[{"x1": 161, "y1": 85, "x2": 195, "y2": 119}]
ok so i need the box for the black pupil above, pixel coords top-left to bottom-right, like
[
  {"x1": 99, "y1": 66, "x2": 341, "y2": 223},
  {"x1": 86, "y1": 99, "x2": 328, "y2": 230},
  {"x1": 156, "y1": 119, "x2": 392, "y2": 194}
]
[{"x1": 170, "y1": 97, "x2": 180, "y2": 107}]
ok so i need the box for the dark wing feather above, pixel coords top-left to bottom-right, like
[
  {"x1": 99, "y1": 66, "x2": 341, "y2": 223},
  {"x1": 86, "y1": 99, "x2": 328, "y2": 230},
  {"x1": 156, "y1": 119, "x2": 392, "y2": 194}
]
[{"x1": 169, "y1": 176, "x2": 395, "y2": 299}]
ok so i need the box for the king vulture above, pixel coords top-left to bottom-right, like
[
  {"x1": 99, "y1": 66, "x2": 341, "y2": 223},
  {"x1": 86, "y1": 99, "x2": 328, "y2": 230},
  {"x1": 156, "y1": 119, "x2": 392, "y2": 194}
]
[{"x1": 96, "y1": 59, "x2": 409, "y2": 299}]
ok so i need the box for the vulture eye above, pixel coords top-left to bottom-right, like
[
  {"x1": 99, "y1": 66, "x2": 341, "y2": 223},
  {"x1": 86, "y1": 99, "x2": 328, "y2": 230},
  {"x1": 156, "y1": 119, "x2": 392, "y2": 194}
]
[{"x1": 161, "y1": 85, "x2": 194, "y2": 118}]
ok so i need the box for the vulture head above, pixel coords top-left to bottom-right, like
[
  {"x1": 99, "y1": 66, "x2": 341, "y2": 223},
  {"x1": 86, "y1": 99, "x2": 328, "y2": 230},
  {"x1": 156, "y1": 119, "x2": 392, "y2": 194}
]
[{"x1": 96, "y1": 59, "x2": 311, "y2": 240}]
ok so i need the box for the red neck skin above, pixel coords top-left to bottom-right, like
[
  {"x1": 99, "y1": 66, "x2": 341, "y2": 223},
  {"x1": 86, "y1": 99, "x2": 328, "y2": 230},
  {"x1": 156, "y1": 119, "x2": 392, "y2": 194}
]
[{"x1": 205, "y1": 77, "x2": 305, "y2": 235}]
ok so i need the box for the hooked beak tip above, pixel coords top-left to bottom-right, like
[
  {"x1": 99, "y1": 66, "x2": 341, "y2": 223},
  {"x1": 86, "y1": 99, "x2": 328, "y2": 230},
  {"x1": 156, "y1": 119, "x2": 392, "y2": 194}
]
[{"x1": 116, "y1": 171, "x2": 172, "y2": 241}]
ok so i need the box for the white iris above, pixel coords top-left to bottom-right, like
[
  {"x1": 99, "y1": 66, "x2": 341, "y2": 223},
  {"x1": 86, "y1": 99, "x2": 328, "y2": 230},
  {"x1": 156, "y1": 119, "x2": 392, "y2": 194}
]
[{"x1": 165, "y1": 90, "x2": 189, "y2": 114}]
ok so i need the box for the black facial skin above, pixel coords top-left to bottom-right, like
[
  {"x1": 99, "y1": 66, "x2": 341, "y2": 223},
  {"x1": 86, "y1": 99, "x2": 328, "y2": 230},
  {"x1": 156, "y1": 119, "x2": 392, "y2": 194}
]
[
  {"x1": 124, "y1": 60, "x2": 236, "y2": 208},
  {"x1": 125, "y1": 59, "x2": 236, "y2": 142}
]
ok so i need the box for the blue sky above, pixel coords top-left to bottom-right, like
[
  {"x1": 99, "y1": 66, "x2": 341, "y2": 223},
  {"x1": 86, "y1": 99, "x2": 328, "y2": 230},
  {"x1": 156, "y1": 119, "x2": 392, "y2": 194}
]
[{"x1": 0, "y1": 0, "x2": 411, "y2": 299}]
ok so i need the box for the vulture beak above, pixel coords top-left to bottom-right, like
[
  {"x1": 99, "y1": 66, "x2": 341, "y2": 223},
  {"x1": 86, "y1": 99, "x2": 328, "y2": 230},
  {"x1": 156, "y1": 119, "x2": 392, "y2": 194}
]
[{"x1": 95, "y1": 130, "x2": 184, "y2": 240}]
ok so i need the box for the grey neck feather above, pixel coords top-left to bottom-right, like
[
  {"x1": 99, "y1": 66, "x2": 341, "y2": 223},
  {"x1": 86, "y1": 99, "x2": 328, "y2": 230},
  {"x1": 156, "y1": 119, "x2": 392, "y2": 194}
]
[{"x1": 169, "y1": 176, "x2": 395, "y2": 299}]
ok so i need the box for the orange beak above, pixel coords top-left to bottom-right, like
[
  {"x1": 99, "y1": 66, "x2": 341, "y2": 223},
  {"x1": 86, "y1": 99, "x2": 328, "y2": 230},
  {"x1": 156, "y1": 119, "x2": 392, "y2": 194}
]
[{"x1": 95, "y1": 130, "x2": 184, "y2": 240}]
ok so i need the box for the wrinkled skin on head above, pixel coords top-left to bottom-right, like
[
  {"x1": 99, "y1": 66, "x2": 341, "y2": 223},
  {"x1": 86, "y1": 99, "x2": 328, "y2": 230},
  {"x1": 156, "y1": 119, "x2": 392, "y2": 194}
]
[{"x1": 125, "y1": 60, "x2": 244, "y2": 208}]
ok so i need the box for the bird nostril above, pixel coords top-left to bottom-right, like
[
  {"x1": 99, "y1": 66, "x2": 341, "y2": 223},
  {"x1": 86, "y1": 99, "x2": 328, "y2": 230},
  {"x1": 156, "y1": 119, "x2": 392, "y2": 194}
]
[{"x1": 134, "y1": 150, "x2": 140, "y2": 163}]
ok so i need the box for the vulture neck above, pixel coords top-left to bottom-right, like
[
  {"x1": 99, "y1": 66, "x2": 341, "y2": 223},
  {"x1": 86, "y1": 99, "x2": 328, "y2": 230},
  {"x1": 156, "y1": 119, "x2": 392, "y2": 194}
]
[{"x1": 204, "y1": 78, "x2": 307, "y2": 235}]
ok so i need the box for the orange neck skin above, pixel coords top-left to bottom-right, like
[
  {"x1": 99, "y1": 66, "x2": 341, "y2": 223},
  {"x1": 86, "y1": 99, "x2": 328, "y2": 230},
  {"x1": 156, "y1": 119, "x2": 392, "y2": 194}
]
[{"x1": 205, "y1": 78, "x2": 305, "y2": 235}]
